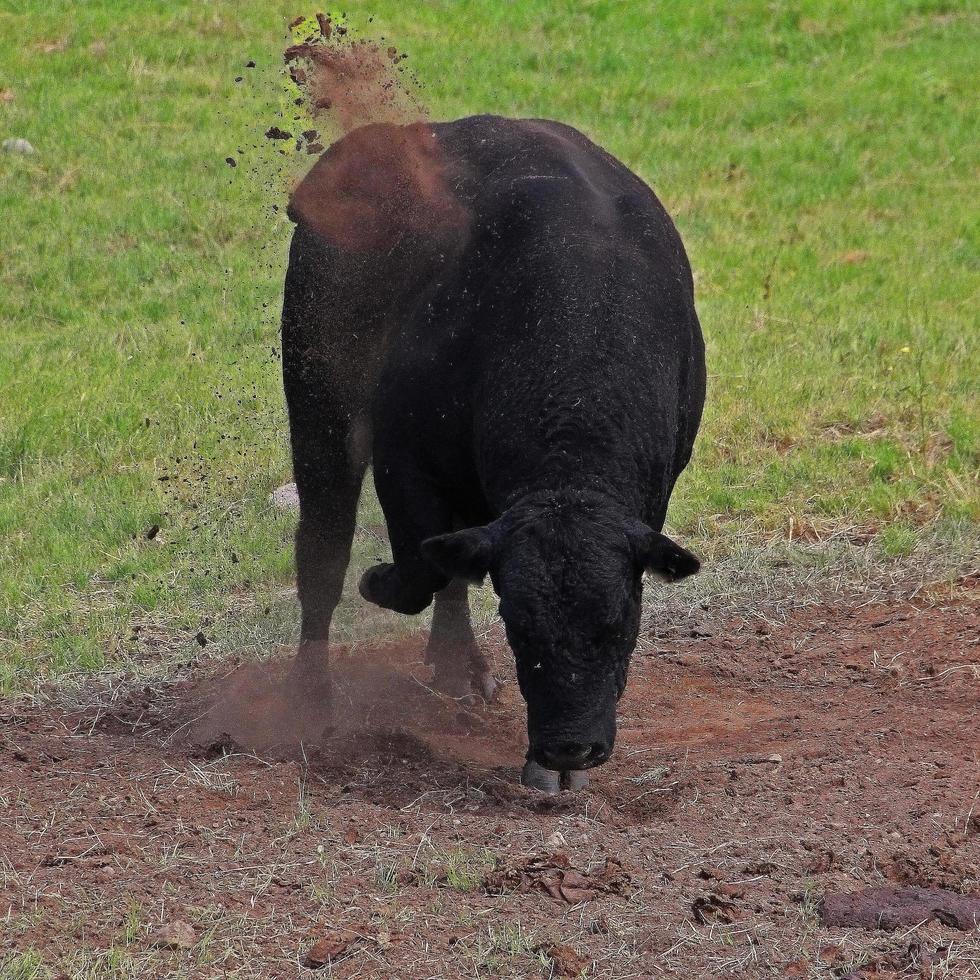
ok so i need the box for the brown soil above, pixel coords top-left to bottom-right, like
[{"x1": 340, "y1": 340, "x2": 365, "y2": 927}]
[{"x1": 2, "y1": 581, "x2": 978, "y2": 977}]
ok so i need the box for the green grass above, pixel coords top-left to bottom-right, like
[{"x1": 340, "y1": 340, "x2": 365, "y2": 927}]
[{"x1": 1, "y1": 1, "x2": 977, "y2": 690}]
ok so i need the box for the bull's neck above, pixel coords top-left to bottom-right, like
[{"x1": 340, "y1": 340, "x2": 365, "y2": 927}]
[
  {"x1": 502, "y1": 475, "x2": 639, "y2": 517},
  {"x1": 502, "y1": 387, "x2": 647, "y2": 516}
]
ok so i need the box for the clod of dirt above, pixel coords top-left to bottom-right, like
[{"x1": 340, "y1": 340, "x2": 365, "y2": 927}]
[
  {"x1": 485, "y1": 853, "x2": 629, "y2": 904},
  {"x1": 225, "y1": 157, "x2": 237, "y2": 168},
  {"x1": 151, "y1": 919, "x2": 196, "y2": 949},
  {"x1": 303, "y1": 931, "x2": 355, "y2": 967},
  {"x1": 821, "y1": 886, "x2": 980, "y2": 931},
  {"x1": 804, "y1": 850, "x2": 834, "y2": 874},
  {"x1": 0, "y1": 89, "x2": 14, "y2": 103},
  {"x1": 692, "y1": 892, "x2": 745, "y2": 925},
  {"x1": 145, "y1": 523, "x2": 160, "y2": 540},
  {"x1": 265, "y1": 126, "x2": 292, "y2": 141},
  {"x1": 201, "y1": 731, "x2": 243, "y2": 759},
  {"x1": 538, "y1": 942, "x2": 591, "y2": 977}
]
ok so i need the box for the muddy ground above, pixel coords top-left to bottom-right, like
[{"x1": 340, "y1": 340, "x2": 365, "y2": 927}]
[{"x1": 2, "y1": 576, "x2": 978, "y2": 978}]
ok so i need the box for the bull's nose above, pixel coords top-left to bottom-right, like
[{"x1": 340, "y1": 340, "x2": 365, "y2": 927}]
[{"x1": 538, "y1": 740, "x2": 610, "y2": 771}]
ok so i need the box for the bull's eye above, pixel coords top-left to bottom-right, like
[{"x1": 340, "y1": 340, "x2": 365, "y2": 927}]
[{"x1": 533, "y1": 662, "x2": 542, "y2": 670}]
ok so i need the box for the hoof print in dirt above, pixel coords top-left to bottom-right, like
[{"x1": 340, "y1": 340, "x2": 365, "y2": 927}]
[{"x1": 303, "y1": 931, "x2": 356, "y2": 968}]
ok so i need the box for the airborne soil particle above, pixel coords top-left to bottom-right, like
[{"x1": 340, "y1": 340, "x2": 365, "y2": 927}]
[{"x1": 1, "y1": 583, "x2": 977, "y2": 974}]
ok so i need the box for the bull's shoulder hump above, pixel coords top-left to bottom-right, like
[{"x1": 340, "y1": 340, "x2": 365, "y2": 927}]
[{"x1": 432, "y1": 115, "x2": 637, "y2": 180}]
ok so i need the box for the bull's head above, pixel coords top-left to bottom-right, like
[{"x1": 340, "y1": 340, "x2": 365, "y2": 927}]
[{"x1": 422, "y1": 494, "x2": 699, "y2": 776}]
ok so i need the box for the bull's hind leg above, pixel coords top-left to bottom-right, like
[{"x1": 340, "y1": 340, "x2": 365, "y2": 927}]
[
  {"x1": 426, "y1": 578, "x2": 499, "y2": 702},
  {"x1": 284, "y1": 410, "x2": 368, "y2": 710}
]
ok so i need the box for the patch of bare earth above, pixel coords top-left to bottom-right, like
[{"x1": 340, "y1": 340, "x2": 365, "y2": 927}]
[{"x1": 1, "y1": 579, "x2": 978, "y2": 977}]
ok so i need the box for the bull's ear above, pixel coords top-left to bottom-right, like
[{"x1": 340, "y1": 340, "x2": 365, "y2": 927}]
[
  {"x1": 627, "y1": 523, "x2": 700, "y2": 581},
  {"x1": 421, "y1": 526, "x2": 496, "y2": 583}
]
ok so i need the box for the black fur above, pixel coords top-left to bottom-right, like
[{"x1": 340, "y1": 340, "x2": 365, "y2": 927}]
[{"x1": 282, "y1": 115, "x2": 706, "y2": 770}]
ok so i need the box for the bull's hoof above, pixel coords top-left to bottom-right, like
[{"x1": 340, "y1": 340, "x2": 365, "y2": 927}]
[
  {"x1": 281, "y1": 641, "x2": 333, "y2": 739},
  {"x1": 430, "y1": 659, "x2": 501, "y2": 704},
  {"x1": 358, "y1": 563, "x2": 432, "y2": 615},
  {"x1": 283, "y1": 642, "x2": 332, "y2": 704},
  {"x1": 561, "y1": 769, "x2": 590, "y2": 791},
  {"x1": 473, "y1": 669, "x2": 502, "y2": 704},
  {"x1": 283, "y1": 666, "x2": 332, "y2": 710},
  {"x1": 521, "y1": 760, "x2": 590, "y2": 794},
  {"x1": 521, "y1": 759, "x2": 561, "y2": 794},
  {"x1": 280, "y1": 668, "x2": 333, "y2": 743}
]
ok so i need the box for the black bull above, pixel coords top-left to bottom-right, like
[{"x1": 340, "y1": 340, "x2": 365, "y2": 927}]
[{"x1": 281, "y1": 115, "x2": 705, "y2": 792}]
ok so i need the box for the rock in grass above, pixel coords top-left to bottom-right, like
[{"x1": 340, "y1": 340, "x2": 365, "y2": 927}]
[
  {"x1": 2, "y1": 137, "x2": 35, "y2": 154},
  {"x1": 151, "y1": 919, "x2": 196, "y2": 949},
  {"x1": 303, "y1": 932, "x2": 353, "y2": 967},
  {"x1": 270, "y1": 482, "x2": 300, "y2": 511}
]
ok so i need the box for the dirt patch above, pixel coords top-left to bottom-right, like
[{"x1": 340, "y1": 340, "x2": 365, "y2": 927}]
[{"x1": 1, "y1": 583, "x2": 978, "y2": 976}]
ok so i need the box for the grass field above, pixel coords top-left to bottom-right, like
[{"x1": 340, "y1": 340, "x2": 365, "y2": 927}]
[{"x1": 1, "y1": 0, "x2": 977, "y2": 692}]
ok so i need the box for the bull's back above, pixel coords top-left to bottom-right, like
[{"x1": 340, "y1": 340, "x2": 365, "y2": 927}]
[
  {"x1": 366, "y1": 116, "x2": 704, "y2": 515},
  {"x1": 285, "y1": 115, "x2": 703, "y2": 480}
]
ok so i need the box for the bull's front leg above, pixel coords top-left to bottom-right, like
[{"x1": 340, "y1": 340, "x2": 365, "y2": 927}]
[
  {"x1": 426, "y1": 578, "x2": 500, "y2": 702},
  {"x1": 359, "y1": 461, "x2": 452, "y2": 615}
]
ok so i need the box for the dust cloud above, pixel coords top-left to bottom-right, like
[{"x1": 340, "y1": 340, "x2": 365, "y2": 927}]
[
  {"x1": 280, "y1": 14, "x2": 470, "y2": 250},
  {"x1": 198, "y1": 17, "x2": 482, "y2": 761},
  {"x1": 187, "y1": 641, "x2": 514, "y2": 768}
]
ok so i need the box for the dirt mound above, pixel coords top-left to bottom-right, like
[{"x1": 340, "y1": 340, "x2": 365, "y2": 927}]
[{"x1": 822, "y1": 886, "x2": 980, "y2": 931}]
